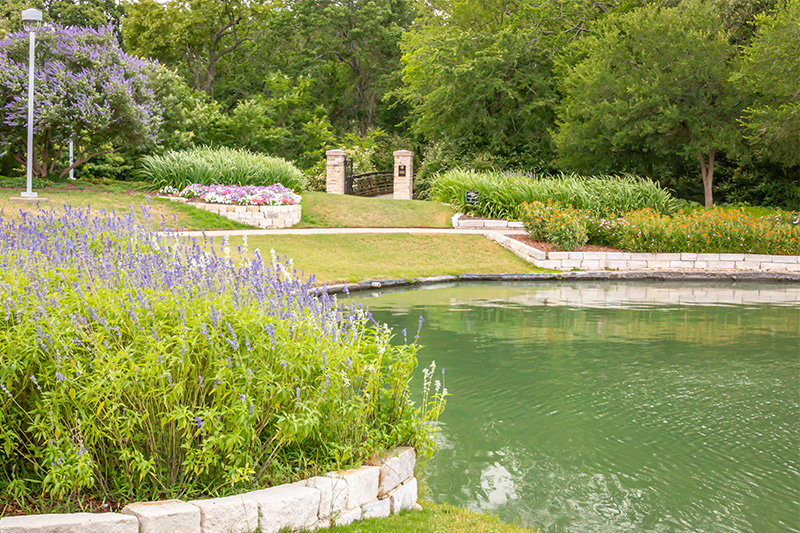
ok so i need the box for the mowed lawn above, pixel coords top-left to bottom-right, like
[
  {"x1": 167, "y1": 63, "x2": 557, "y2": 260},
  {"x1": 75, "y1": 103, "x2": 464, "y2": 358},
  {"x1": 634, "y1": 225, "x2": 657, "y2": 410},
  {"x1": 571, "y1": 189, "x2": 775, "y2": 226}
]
[
  {"x1": 0, "y1": 184, "x2": 250, "y2": 230},
  {"x1": 1, "y1": 185, "x2": 453, "y2": 230},
  {"x1": 297, "y1": 191, "x2": 454, "y2": 228},
  {"x1": 213, "y1": 233, "x2": 542, "y2": 284}
]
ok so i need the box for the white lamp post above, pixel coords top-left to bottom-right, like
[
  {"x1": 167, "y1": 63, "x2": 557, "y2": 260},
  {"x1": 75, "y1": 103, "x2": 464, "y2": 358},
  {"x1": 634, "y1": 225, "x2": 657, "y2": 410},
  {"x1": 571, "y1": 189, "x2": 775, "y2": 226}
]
[{"x1": 20, "y1": 8, "x2": 42, "y2": 199}]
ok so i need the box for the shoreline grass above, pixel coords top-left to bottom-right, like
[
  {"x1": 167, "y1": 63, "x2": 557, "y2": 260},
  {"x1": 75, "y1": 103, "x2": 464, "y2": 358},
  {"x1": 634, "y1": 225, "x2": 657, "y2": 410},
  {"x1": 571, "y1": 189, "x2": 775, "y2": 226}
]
[{"x1": 328, "y1": 501, "x2": 537, "y2": 532}]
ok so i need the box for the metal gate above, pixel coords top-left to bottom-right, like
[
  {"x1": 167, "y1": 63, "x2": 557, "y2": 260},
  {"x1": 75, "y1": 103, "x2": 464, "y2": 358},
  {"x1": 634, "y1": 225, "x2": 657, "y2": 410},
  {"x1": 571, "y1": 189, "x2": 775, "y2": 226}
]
[{"x1": 344, "y1": 157, "x2": 393, "y2": 197}]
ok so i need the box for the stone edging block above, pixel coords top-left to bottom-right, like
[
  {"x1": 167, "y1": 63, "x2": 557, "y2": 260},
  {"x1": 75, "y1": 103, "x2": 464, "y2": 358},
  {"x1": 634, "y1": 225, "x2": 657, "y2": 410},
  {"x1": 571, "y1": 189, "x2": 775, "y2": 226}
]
[
  {"x1": 0, "y1": 513, "x2": 139, "y2": 533},
  {"x1": 378, "y1": 446, "x2": 415, "y2": 498},
  {"x1": 189, "y1": 494, "x2": 259, "y2": 533},
  {"x1": 247, "y1": 484, "x2": 321, "y2": 533},
  {"x1": 327, "y1": 465, "x2": 380, "y2": 510},
  {"x1": 121, "y1": 500, "x2": 200, "y2": 533}
]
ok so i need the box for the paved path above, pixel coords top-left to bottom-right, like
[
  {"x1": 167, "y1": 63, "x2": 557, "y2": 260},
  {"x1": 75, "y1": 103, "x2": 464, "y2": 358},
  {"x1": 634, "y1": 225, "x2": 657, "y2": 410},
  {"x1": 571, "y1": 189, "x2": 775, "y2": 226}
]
[{"x1": 170, "y1": 227, "x2": 525, "y2": 238}]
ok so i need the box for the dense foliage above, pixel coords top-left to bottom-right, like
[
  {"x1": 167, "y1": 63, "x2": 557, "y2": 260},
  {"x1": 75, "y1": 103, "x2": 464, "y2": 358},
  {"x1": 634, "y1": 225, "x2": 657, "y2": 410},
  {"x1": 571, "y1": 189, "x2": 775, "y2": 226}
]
[
  {"x1": 139, "y1": 147, "x2": 308, "y2": 191},
  {"x1": 1, "y1": 0, "x2": 798, "y2": 208},
  {"x1": 433, "y1": 170, "x2": 676, "y2": 220},
  {"x1": 0, "y1": 208, "x2": 445, "y2": 507},
  {"x1": 521, "y1": 201, "x2": 800, "y2": 254}
]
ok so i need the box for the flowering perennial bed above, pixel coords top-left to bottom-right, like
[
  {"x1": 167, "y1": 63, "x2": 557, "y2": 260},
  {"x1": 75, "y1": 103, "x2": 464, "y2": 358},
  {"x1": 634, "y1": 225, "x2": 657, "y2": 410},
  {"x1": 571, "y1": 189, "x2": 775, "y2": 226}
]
[
  {"x1": 521, "y1": 201, "x2": 800, "y2": 255},
  {"x1": 0, "y1": 206, "x2": 444, "y2": 512},
  {"x1": 164, "y1": 183, "x2": 302, "y2": 206}
]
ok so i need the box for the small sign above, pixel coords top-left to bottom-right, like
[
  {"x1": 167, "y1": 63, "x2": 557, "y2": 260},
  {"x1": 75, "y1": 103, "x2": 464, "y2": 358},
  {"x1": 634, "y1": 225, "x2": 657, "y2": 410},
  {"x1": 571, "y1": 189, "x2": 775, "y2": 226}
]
[
  {"x1": 398, "y1": 165, "x2": 406, "y2": 177},
  {"x1": 465, "y1": 190, "x2": 480, "y2": 205}
]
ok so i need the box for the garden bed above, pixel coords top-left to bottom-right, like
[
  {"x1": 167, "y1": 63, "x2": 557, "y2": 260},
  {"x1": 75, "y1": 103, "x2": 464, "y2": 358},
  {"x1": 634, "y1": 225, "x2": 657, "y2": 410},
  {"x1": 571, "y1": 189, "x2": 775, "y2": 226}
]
[{"x1": 160, "y1": 183, "x2": 302, "y2": 228}]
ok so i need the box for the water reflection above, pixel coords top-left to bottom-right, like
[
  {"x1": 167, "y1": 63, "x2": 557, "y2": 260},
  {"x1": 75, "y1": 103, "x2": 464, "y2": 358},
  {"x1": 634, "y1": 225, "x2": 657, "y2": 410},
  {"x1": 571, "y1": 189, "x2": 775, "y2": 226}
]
[{"x1": 352, "y1": 282, "x2": 800, "y2": 532}]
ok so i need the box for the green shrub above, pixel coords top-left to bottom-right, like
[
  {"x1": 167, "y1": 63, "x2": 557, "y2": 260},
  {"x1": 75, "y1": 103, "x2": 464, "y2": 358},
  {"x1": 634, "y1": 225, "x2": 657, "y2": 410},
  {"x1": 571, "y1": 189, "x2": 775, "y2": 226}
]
[
  {"x1": 521, "y1": 201, "x2": 588, "y2": 250},
  {"x1": 432, "y1": 170, "x2": 676, "y2": 219},
  {"x1": 0, "y1": 208, "x2": 444, "y2": 510},
  {"x1": 138, "y1": 147, "x2": 309, "y2": 191}
]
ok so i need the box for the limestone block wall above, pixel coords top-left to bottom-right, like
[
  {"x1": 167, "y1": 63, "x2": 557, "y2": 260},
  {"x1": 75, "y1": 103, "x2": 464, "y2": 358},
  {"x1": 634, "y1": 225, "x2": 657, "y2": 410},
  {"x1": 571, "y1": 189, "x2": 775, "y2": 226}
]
[
  {"x1": 192, "y1": 202, "x2": 301, "y2": 229},
  {"x1": 0, "y1": 447, "x2": 418, "y2": 533},
  {"x1": 486, "y1": 231, "x2": 800, "y2": 273}
]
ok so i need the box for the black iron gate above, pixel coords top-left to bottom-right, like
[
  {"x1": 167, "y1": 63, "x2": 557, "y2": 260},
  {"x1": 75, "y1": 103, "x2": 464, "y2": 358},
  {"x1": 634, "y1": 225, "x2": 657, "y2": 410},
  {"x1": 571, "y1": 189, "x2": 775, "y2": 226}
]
[{"x1": 344, "y1": 157, "x2": 393, "y2": 197}]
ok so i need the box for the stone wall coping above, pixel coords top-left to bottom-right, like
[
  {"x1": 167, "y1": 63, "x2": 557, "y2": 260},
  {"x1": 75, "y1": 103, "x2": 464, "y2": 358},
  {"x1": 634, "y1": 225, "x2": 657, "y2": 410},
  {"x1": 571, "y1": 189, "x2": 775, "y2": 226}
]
[
  {"x1": 326, "y1": 149, "x2": 347, "y2": 156},
  {"x1": 0, "y1": 447, "x2": 417, "y2": 533}
]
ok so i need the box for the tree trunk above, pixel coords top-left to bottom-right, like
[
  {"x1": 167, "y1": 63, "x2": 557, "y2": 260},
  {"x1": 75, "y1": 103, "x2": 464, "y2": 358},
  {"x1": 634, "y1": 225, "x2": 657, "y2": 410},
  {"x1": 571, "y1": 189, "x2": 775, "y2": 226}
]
[{"x1": 698, "y1": 149, "x2": 716, "y2": 207}]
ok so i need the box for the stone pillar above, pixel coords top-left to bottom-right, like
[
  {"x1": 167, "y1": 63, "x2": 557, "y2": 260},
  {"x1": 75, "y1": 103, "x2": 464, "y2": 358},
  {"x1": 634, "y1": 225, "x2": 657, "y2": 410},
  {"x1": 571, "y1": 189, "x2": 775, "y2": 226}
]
[
  {"x1": 393, "y1": 150, "x2": 413, "y2": 200},
  {"x1": 326, "y1": 149, "x2": 347, "y2": 195}
]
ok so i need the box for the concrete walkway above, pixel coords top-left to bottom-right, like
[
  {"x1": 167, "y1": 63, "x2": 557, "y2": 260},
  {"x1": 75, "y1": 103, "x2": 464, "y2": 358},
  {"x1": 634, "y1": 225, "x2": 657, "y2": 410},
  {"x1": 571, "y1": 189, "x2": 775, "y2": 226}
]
[{"x1": 170, "y1": 227, "x2": 525, "y2": 238}]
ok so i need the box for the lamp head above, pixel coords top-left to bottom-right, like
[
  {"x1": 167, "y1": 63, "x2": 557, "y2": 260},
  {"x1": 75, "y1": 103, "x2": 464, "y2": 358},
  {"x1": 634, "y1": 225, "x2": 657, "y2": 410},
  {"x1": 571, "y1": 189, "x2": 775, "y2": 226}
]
[{"x1": 21, "y1": 8, "x2": 43, "y2": 23}]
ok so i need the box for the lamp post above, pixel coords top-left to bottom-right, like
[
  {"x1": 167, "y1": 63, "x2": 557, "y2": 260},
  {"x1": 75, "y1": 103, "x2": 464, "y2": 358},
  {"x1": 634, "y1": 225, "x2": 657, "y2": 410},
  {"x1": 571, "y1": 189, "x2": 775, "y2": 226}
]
[{"x1": 20, "y1": 8, "x2": 42, "y2": 199}]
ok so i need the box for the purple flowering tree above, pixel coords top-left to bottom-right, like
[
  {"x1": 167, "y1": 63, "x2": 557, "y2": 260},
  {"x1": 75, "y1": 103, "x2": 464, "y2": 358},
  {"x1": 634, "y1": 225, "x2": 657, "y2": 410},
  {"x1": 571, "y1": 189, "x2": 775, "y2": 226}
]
[{"x1": 0, "y1": 24, "x2": 162, "y2": 178}]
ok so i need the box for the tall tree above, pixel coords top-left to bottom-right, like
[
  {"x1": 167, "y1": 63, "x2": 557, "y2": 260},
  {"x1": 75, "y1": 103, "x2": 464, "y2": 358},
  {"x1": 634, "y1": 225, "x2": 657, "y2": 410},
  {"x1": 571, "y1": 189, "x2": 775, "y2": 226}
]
[
  {"x1": 123, "y1": 0, "x2": 262, "y2": 97},
  {"x1": 398, "y1": 0, "x2": 627, "y2": 169},
  {"x1": 555, "y1": 1, "x2": 740, "y2": 206},
  {"x1": 736, "y1": 0, "x2": 800, "y2": 166}
]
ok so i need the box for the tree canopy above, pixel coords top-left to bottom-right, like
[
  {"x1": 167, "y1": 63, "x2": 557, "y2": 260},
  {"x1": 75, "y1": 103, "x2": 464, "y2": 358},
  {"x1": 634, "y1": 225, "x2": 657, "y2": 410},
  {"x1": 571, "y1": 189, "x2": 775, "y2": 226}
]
[
  {"x1": 555, "y1": 1, "x2": 741, "y2": 206},
  {"x1": 0, "y1": 24, "x2": 162, "y2": 177}
]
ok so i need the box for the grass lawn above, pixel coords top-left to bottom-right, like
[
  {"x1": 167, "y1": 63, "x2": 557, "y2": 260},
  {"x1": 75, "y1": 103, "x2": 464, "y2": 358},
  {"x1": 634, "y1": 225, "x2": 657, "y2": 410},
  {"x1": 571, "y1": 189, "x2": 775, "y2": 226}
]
[
  {"x1": 1, "y1": 184, "x2": 454, "y2": 230},
  {"x1": 0, "y1": 182, "x2": 248, "y2": 230},
  {"x1": 214, "y1": 233, "x2": 543, "y2": 284},
  {"x1": 296, "y1": 191, "x2": 454, "y2": 228},
  {"x1": 328, "y1": 501, "x2": 536, "y2": 533}
]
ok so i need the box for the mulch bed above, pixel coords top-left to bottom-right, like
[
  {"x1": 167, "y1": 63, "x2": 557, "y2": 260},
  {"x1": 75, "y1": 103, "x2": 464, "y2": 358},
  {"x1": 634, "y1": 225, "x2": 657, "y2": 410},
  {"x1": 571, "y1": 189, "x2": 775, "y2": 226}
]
[
  {"x1": 508, "y1": 234, "x2": 625, "y2": 253},
  {"x1": 1, "y1": 497, "x2": 123, "y2": 517}
]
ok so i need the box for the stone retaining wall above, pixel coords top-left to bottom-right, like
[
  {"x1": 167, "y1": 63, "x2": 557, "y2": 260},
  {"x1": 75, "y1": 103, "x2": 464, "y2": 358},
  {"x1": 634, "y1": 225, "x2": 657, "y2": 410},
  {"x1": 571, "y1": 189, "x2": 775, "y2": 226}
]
[
  {"x1": 159, "y1": 197, "x2": 301, "y2": 229},
  {"x1": 0, "y1": 448, "x2": 418, "y2": 533},
  {"x1": 487, "y1": 231, "x2": 800, "y2": 273},
  {"x1": 193, "y1": 202, "x2": 301, "y2": 229}
]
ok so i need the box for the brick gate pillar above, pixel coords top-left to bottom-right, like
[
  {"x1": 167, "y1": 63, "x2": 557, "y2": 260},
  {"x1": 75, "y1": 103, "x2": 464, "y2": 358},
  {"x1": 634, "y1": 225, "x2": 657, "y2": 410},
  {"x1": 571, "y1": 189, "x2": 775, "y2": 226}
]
[
  {"x1": 393, "y1": 150, "x2": 413, "y2": 200},
  {"x1": 326, "y1": 149, "x2": 347, "y2": 195}
]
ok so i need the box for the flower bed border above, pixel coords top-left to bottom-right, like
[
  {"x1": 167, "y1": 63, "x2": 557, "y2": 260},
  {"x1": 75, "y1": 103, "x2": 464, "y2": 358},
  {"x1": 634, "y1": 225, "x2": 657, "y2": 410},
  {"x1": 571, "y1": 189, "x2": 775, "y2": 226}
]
[
  {"x1": 0, "y1": 448, "x2": 418, "y2": 533},
  {"x1": 452, "y1": 213, "x2": 800, "y2": 272},
  {"x1": 486, "y1": 231, "x2": 800, "y2": 272}
]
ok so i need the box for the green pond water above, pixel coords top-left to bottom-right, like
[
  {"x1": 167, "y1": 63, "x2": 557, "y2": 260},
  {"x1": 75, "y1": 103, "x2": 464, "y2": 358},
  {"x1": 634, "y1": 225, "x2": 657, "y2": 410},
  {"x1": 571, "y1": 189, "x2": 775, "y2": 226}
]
[{"x1": 350, "y1": 281, "x2": 800, "y2": 532}]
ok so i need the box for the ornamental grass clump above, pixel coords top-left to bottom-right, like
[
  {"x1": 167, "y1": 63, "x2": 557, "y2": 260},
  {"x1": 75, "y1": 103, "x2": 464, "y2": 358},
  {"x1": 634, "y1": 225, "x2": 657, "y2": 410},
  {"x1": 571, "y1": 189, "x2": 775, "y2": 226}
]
[
  {"x1": 0, "y1": 206, "x2": 444, "y2": 510},
  {"x1": 432, "y1": 170, "x2": 676, "y2": 219},
  {"x1": 140, "y1": 147, "x2": 308, "y2": 191}
]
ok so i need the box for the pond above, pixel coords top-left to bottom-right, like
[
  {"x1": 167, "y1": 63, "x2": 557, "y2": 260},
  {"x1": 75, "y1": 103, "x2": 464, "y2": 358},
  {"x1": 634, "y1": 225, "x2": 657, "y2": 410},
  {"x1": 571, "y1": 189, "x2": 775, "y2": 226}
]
[{"x1": 350, "y1": 281, "x2": 800, "y2": 532}]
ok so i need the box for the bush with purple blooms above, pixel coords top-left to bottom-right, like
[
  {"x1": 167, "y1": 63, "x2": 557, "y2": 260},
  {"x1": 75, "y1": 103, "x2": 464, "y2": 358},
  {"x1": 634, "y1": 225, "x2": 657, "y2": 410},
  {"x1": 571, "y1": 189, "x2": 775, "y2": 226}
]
[
  {"x1": 0, "y1": 24, "x2": 162, "y2": 179},
  {"x1": 176, "y1": 183, "x2": 302, "y2": 206},
  {"x1": 0, "y1": 207, "x2": 445, "y2": 510}
]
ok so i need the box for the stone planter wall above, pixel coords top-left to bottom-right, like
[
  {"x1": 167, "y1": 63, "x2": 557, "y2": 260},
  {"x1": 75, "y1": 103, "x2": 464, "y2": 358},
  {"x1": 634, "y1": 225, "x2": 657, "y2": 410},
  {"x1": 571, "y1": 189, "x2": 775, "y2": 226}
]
[
  {"x1": 0, "y1": 447, "x2": 417, "y2": 533},
  {"x1": 487, "y1": 231, "x2": 800, "y2": 273},
  {"x1": 193, "y1": 202, "x2": 301, "y2": 229}
]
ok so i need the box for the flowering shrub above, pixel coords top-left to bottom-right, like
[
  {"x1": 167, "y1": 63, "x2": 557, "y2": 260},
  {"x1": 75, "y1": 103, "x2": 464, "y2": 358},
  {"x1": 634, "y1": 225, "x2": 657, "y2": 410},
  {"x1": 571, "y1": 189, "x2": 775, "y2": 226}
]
[
  {"x1": 0, "y1": 25, "x2": 162, "y2": 178},
  {"x1": 0, "y1": 207, "x2": 444, "y2": 509},
  {"x1": 521, "y1": 201, "x2": 589, "y2": 250},
  {"x1": 177, "y1": 183, "x2": 301, "y2": 206}
]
